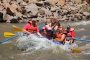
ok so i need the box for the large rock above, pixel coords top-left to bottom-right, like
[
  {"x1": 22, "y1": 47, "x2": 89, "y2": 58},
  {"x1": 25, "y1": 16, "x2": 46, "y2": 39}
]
[
  {"x1": 46, "y1": 0, "x2": 65, "y2": 6},
  {"x1": 57, "y1": 0, "x2": 65, "y2": 6},
  {"x1": 25, "y1": 4, "x2": 39, "y2": 15}
]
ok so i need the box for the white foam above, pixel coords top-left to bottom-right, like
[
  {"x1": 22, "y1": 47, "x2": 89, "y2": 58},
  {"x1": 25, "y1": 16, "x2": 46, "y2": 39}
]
[
  {"x1": 80, "y1": 36, "x2": 87, "y2": 40},
  {"x1": 16, "y1": 33, "x2": 78, "y2": 52},
  {"x1": 77, "y1": 28, "x2": 85, "y2": 31},
  {"x1": 70, "y1": 21, "x2": 90, "y2": 26}
]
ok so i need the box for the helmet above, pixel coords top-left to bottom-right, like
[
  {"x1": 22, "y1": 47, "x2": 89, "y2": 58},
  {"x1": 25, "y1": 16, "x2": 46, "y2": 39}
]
[
  {"x1": 67, "y1": 25, "x2": 70, "y2": 30},
  {"x1": 70, "y1": 28, "x2": 74, "y2": 31}
]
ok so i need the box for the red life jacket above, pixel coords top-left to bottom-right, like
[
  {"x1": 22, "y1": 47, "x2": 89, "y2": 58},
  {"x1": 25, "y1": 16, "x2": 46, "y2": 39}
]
[
  {"x1": 27, "y1": 26, "x2": 39, "y2": 33},
  {"x1": 70, "y1": 31, "x2": 75, "y2": 39},
  {"x1": 67, "y1": 30, "x2": 75, "y2": 39}
]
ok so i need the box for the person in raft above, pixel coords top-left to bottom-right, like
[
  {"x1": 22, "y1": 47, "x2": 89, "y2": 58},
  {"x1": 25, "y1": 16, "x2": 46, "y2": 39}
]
[
  {"x1": 23, "y1": 20, "x2": 42, "y2": 37},
  {"x1": 54, "y1": 24, "x2": 66, "y2": 44},
  {"x1": 42, "y1": 21, "x2": 57, "y2": 39},
  {"x1": 65, "y1": 26, "x2": 76, "y2": 44}
]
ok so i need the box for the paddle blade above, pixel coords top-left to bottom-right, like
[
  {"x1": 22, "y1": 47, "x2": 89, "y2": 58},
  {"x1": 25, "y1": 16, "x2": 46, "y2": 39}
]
[
  {"x1": 4, "y1": 32, "x2": 16, "y2": 37},
  {"x1": 12, "y1": 25, "x2": 22, "y2": 32},
  {"x1": 71, "y1": 48, "x2": 82, "y2": 53}
]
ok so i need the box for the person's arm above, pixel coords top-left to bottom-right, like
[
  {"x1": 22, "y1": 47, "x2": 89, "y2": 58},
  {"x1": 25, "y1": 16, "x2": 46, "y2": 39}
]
[
  {"x1": 37, "y1": 32, "x2": 42, "y2": 37},
  {"x1": 36, "y1": 27, "x2": 42, "y2": 37},
  {"x1": 22, "y1": 28, "x2": 31, "y2": 34},
  {"x1": 60, "y1": 34, "x2": 66, "y2": 42},
  {"x1": 42, "y1": 26, "x2": 47, "y2": 34},
  {"x1": 23, "y1": 24, "x2": 31, "y2": 34}
]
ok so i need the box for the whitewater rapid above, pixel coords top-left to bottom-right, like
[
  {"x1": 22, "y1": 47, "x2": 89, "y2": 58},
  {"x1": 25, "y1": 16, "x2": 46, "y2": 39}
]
[{"x1": 15, "y1": 32, "x2": 78, "y2": 53}]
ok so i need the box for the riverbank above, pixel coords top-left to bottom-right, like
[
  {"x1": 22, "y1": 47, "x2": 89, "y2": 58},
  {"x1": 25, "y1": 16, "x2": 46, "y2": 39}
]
[{"x1": 0, "y1": 0, "x2": 90, "y2": 23}]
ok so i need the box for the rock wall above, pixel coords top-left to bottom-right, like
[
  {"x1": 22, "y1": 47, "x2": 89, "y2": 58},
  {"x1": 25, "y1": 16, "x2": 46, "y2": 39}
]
[{"x1": 0, "y1": 0, "x2": 90, "y2": 23}]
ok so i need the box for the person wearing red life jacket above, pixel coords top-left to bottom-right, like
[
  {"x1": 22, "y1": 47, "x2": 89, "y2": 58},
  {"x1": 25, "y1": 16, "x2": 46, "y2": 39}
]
[
  {"x1": 65, "y1": 26, "x2": 76, "y2": 44},
  {"x1": 23, "y1": 20, "x2": 42, "y2": 37},
  {"x1": 70, "y1": 27, "x2": 75, "y2": 39},
  {"x1": 23, "y1": 20, "x2": 33, "y2": 34}
]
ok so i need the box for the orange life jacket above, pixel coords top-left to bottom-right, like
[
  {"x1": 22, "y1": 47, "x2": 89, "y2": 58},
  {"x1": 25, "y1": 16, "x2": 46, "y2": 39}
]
[{"x1": 55, "y1": 33, "x2": 63, "y2": 41}]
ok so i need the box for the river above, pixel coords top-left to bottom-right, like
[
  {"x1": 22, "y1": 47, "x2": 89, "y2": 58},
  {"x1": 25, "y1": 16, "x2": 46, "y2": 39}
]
[{"x1": 0, "y1": 21, "x2": 90, "y2": 60}]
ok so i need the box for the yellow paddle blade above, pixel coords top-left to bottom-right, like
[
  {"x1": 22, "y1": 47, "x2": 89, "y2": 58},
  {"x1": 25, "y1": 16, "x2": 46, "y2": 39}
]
[
  {"x1": 4, "y1": 32, "x2": 16, "y2": 37},
  {"x1": 71, "y1": 48, "x2": 82, "y2": 53},
  {"x1": 12, "y1": 25, "x2": 22, "y2": 32}
]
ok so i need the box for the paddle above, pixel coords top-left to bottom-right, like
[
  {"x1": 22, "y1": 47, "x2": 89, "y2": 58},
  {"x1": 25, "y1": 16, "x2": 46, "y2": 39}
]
[
  {"x1": 75, "y1": 38, "x2": 90, "y2": 42},
  {"x1": 0, "y1": 32, "x2": 17, "y2": 44},
  {"x1": 0, "y1": 34, "x2": 2, "y2": 36},
  {"x1": 2, "y1": 34, "x2": 82, "y2": 53},
  {"x1": 0, "y1": 36, "x2": 17, "y2": 44},
  {"x1": 4, "y1": 32, "x2": 16, "y2": 37},
  {"x1": 71, "y1": 48, "x2": 82, "y2": 53},
  {"x1": 12, "y1": 25, "x2": 22, "y2": 32}
]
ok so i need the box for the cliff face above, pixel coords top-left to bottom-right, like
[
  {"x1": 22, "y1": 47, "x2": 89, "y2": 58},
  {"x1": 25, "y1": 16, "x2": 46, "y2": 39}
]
[{"x1": 0, "y1": 0, "x2": 89, "y2": 23}]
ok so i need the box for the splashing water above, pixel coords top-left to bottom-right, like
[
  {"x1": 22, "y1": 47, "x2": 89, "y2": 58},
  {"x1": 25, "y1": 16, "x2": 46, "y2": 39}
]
[
  {"x1": 77, "y1": 28, "x2": 85, "y2": 31},
  {"x1": 70, "y1": 21, "x2": 90, "y2": 26},
  {"x1": 80, "y1": 36, "x2": 87, "y2": 40},
  {"x1": 16, "y1": 33, "x2": 78, "y2": 53}
]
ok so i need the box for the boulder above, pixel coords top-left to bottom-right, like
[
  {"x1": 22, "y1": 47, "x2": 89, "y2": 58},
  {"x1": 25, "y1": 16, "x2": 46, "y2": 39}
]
[{"x1": 25, "y1": 4, "x2": 39, "y2": 15}]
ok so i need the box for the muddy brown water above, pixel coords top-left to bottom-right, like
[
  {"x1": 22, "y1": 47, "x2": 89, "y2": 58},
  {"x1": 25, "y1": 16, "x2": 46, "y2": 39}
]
[{"x1": 0, "y1": 22, "x2": 90, "y2": 60}]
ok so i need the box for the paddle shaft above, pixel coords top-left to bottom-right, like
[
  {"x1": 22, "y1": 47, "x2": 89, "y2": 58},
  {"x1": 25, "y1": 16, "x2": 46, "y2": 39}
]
[
  {"x1": 0, "y1": 36, "x2": 17, "y2": 44},
  {"x1": 75, "y1": 38, "x2": 90, "y2": 42},
  {"x1": 0, "y1": 34, "x2": 3, "y2": 36}
]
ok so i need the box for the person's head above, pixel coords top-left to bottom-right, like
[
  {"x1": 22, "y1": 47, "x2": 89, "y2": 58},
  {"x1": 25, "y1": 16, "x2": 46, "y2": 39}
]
[
  {"x1": 67, "y1": 25, "x2": 70, "y2": 32},
  {"x1": 56, "y1": 22, "x2": 61, "y2": 27},
  {"x1": 70, "y1": 28, "x2": 74, "y2": 31},
  {"x1": 51, "y1": 22, "x2": 56, "y2": 27},
  {"x1": 28, "y1": 20, "x2": 32, "y2": 24},
  {"x1": 32, "y1": 20, "x2": 37, "y2": 27},
  {"x1": 57, "y1": 27, "x2": 65, "y2": 34},
  {"x1": 36, "y1": 20, "x2": 39, "y2": 23},
  {"x1": 56, "y1": 29, "x2": 63, "y2": 34}
]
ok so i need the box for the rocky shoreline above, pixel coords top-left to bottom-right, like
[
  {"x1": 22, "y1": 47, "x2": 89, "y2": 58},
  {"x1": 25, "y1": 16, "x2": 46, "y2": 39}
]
[{"x1": 0, "y1": 0, "x2": 90, "y2": 23}]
